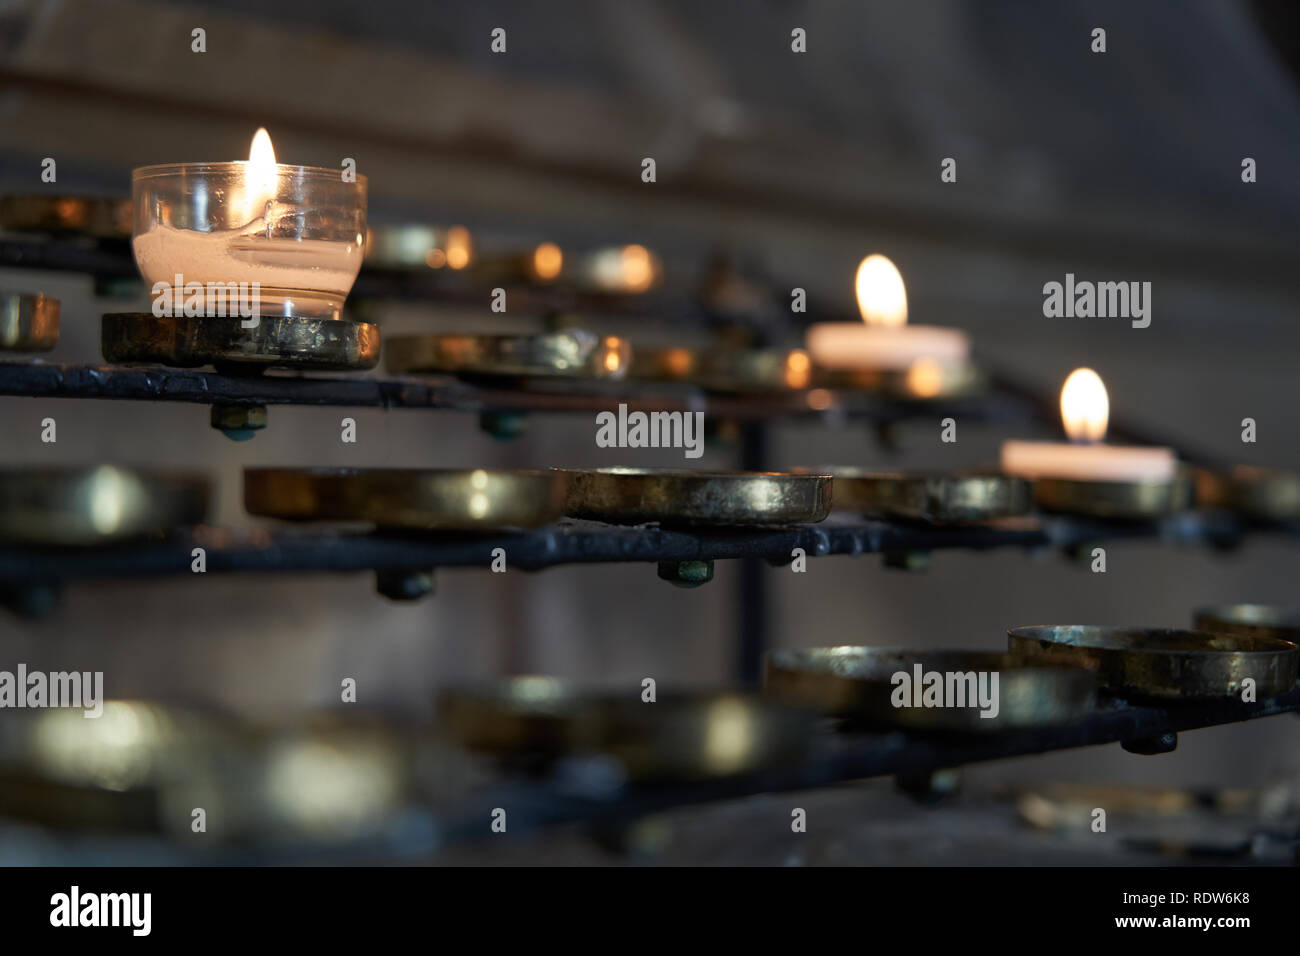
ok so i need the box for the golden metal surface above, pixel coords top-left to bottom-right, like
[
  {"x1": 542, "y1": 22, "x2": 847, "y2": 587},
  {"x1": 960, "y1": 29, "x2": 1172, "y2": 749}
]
[
  {"x1": 438, "y1": 678, "x2": 814, "y2": 781},
  {"x1": 763, "y1": 646, "x2": 1096, "y2": 732},
  {"x1": 102, "y1": 313, "x2": 380, "y2": 371},
  {"x1": 813, "y1": 360, "x2": 984, "y2": 399},
  {"x1": 245, "y1": 467, "x2": 566, "y2": 530},
  {"x1": 1192, "y1": 604, "x2": 1300, "y2": 644},
  {"x1": 365, "y1": 224, "x2": 473, "y2": 270},
  {"x1": 561, "y1": 467, "x2": 832, "y2": 527},
  {"x1": 0, "y1": 194, "x2": 131, "y2": 238},
  {"x1": 385, "y1": 330, "x2": 630, "y2": 379},
  {"x1": 1193, "y1": 465, "x2": 1300, "y2": 520},
  {"x1": 628, "y1": 345, "x2": 702, "y2": 382},
  {"x1": 0, "y1": 465, "x2": 210, "y2": 545},
  {"x1": 0, "y1": 292, "x2": 59, "y2": 351},
  {"x1": 826, "y1": 470, "x2": 1033, "y2": 523},
  {"x1": 1007, "y1": 625, "x2": 1299, "y2": 700},
  {"x1": 700, "y1": 348, "x2": 813, "y2": 391},
  {"x1": 1031, "y1": 470, "x2": 1194, "y2": 520}
]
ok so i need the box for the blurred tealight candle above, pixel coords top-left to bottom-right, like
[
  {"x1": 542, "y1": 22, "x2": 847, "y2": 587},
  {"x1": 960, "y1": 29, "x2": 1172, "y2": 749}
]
[
  {"x1": 804, "y1": 255, "x2": 969, "y2": 371},
  {"x1": 1000, "y1": 368, "x2": 1177, "y2": 482}
]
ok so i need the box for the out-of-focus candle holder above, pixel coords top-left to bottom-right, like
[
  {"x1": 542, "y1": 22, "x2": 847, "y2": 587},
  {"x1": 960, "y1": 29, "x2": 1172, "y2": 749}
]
[
  {"x1": 131, "y1": 162, "x2": 367, "y2": 323},
  {"x1": 0, "y1": 194, "x2": 132, "y2": 239},
  {"x1": 560, "y1": 467, "x2": 832, "y2": 528},
  {"x1": 763, "y1": 647, "x2": 1096, "y2": 732},
  {"x1": 813, "y1": 358, "x2": 984, "y2": 400},
  {"x1": 1192, "y1": 604, "x2": 1300, "y2": 644},
  {"x1": 364, "y1": 224, "x2": 473, "y2": 271},
  {"x1": 824, "y1": 470, "x2": 1033, "y2": 523},
  {"x1": 0, "y1": 292, "x2": 59, "y2": 351},
  {"x1": 1192, "y1": 465, "x2": 1300, "y2": 521},
  {"x1": 385, "y1": 330, "x2": 630, "y2": 380},
  {"x1": 439, "y1": 679, "x2": 815, "y2": 781},
  {"x1": 102, "y1": 311, "x2": 380, "y2": 372},
  {"x1": 0, "y1": 466, "x2": 210, "y2": 545},
  {"x1": 1029, "y1": 469, "x2": 1194, "y2": 520},
  {"x1": 1007, "y1": 625, "x2": 1299, "y2": 700},
  {"x1": 627, "y1": 345, "x2": 703, "y2": 383},
  {"x1": 699, "y1": 348, "x2": 813, "y2": 392},
  {"x1": 244, "y1": 467, "x2": 566, "y2": 531}
]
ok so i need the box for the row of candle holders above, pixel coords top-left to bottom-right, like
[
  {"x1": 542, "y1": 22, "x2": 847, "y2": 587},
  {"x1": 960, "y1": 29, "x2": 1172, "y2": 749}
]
[
  {"x1": 3, "y1": 464, "x2": 1300, "y2": 550},
  {"x1": 0, "y1": 607, "x2": 1294, "y2": 848}
]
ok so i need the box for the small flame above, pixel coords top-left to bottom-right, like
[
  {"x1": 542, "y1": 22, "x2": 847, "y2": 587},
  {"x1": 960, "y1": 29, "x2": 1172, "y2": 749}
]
[
  {"x1": 1060, "y1": 367, "x2": 1109, "y2": 442},
  {"x1": 245, "y1": 127, "x2": 278, "y2": 221},
  {"x1": 855, "y1": 254, "x2": 907, "y2": 327}
]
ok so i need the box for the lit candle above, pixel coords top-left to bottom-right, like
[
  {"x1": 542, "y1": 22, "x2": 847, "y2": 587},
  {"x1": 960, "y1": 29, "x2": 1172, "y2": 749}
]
[
  {"x1": 1000, "y1": 368, "x2": 1177, "y2": 482},
  {"x1": 131, "y1": 128, "x2": 367, "y2": 321},
  {"x1": 804, "y1": 255, "x2": 969, "y2": 372}
]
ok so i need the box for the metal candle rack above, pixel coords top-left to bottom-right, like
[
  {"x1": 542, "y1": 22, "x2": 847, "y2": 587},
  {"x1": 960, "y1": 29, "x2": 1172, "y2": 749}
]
[{"x1": 2, "y1": 228, "x2": 1297, "y2": 858}]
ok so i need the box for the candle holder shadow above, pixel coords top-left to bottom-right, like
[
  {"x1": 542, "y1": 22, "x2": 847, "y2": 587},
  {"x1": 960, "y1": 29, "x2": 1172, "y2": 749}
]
[{"x1": 1006, "y1": 625, "x2": 1299, "y2": 701}]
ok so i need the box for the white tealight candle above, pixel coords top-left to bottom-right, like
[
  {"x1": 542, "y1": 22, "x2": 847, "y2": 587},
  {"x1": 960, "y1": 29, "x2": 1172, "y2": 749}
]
[
  {"x1": 804, "y1": 255, "x2": 970, "y2": 372},
  {"x1": 1000, "y1": 368, "x2": 1177, "y2": 482}
]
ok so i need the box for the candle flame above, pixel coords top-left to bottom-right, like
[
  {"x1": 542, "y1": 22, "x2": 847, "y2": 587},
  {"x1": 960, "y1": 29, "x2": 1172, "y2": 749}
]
[
  {"x1": 245, "y1": 127, "x2": 278, "y2": 222},
  {"x1": 855, "y1": 254, "x2": 907, "y2": 327},
  {"x1": 1060, "y1": 367, "x2": 1109, "y2": 442}
]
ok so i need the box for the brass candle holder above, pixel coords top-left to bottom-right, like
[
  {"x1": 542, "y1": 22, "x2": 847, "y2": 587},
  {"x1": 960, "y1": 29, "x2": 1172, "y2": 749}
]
[
  {"x1": 1192, "y1": 604, "x2": 1300, "y2": 644},
  {"x1": 1193, "y1": 465, "x2": 1300, "y2": 521},
  {"x1": 826, "y1": 470, "x2": 1033, "y2": 523},
  {"x1": 699, "y1": 348, "x2": 813, "y2": 392},
  {"x1": 0, "y1": 466, "x2": 210, "y2": 545},
  {"x1": 0, "y1": 194, "x2": 132, "y2": 239},
  {"x1": 244, "y1": 468, "x2": 566, "y2": 531},
  {"x1": 438, "y1": 678, "x2": 814, "y2": 781},
  {"x1": 1007, "y1": 625, "x2": 1298, "y2": 700},
  {"x1": 385, "y1": 331, "x2": 630, "y2": 380},
  {"x1": 812, "y1": 360, "x2": 984, "y2": 400},
  {"x1": 763, "y1": 647, "x2": 1096, "y2": 732},
  {"x1": 1030, "y1": 469, "x2": 1194, "y2": 520},
  {"x1": 560, "y1": 467, "x2": 832, "y2": 527},
  {"x1": 102, "y1": 312, "x2": 380, "y2": 372},
  {"x1": 1, "y1": 293, "x2": 59, "y2": 351}
]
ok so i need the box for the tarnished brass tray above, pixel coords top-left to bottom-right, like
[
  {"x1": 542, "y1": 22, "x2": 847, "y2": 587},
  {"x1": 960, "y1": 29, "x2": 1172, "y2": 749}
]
[
  {"x1": 1, "y1": 292, "x2": 59, "y2": 351},
  {"x1": 1007, "y1": 625, "x2": 1298, "y2": 700},
  {"x1": 0, "y1": 465, "x2": 210, "y2": 545},
  {"x1": 763, "y1": 646, "x2": 1096, "y2": 732},
  {"x1": 561, "y1": 467, "x2": 832, "y2": 527},
  {"x1": 385, "y1": 330, "x2": 630, "y2": 379},
  {"x1": 245, "y1": 467, "x2": 566, "y2": 530},
  {"x1": 826, "y1": 470, "x2": 1032, "y2": 523},
  {"x1": 1031, "y1": 470, "x2": 1194, "y2": 520},
  {"x1": 813, "y1": 360, "x2": 984, "y2": 399},
  {"x1": 438, "y1": 678, "x2": 814, "y2": 781},
  {"x1": 102, "y1": 313, "x2": 380, "y2": 371}
]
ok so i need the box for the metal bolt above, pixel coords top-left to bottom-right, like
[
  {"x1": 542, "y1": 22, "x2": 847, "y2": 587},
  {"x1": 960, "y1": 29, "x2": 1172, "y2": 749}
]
[
  {"x1": 210, "y1": 403, "x2": 267, "y2": 441},
  {"x1": 657, "y1": 559, "x2": 714, "y2": 588},
  {"x1": 375, "y1": 569, "x2": 436, "y2": 601},
  {"x1": 479, "y1": 410, "x2": 527, "y2": 440}
]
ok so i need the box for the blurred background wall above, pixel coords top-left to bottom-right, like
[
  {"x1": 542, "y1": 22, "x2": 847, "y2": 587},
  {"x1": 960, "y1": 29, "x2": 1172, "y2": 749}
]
[{"x1": 1, "y1": 0, "x2": 1298, "y2": 810}]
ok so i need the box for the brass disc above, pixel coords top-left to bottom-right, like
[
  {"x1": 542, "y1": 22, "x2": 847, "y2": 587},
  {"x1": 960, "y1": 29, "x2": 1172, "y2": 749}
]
[
  {"x1": 1032, "y1": 471, "x2": 1193, "y2": 520},
  {"x1": 826, "y1": 470, "x2": 1032, "y2": 523},
  {"x1": 385, "y1": 330, "x2": 630, "y2": 379},
  {"x1": 561, "y1": 467, "x2": 832, "y2": 527},
  {"x1": 763, "y1": 646, "x2": 1096, "y2": 732},
  {"x1": 1007, "y1": 625, "x2": 1299, "y2": 700},
  {"x1": 102, "y1": 313, "x2": 380, "y2": 371},
  {"x1": 244, "y1": 467, "x2": 566, "y2": 530},
  {"x1": 0, "y1": 466, "x2": 210, "y2": 545},
  {"x1": 813, "y1": 361, "x2": 984, "y2": 399},
  {"x1": 0, "y1": 293, "x2": 59, "y2": 351},
  {"x1": 439, "y1": 678, "x2": 814, "y2": 781},
  {"x1": 0, "y1": 194, "x2": 131, "y2": 239}
]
